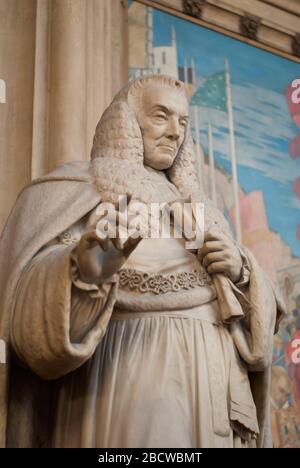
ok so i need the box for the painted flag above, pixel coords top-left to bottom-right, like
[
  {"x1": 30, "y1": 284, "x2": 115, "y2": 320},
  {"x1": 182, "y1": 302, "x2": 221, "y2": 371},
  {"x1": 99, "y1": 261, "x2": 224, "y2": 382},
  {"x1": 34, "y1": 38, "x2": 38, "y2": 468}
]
[{"x1": 190, "y1": 71, "x2": 227, "y2": 112}]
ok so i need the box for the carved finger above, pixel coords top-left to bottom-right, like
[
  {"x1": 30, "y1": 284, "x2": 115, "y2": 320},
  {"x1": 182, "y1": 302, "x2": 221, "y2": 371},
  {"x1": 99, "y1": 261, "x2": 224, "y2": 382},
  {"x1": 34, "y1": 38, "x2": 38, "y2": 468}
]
[
  {"x1": 202, "y1": 251, "x2": 225, "y2": 268},
  {"x1": 206, "y1": 261, "x2": 228, "y2": 275},
  {"x1": 204, "y1": 229, "x2": 224, "y2": 243},
  {"x1": 198, "y1": 241, "x2": 224, "y2": 262},
  {"x1": 123, "y1": 234, "x2": 143, "y2": 255},
  {"x1": 81, "y1": 229, "x2": 100, "y2": 245},
  {"x1": 96, "y1": 235, "x2": 110, "y2": 252}
]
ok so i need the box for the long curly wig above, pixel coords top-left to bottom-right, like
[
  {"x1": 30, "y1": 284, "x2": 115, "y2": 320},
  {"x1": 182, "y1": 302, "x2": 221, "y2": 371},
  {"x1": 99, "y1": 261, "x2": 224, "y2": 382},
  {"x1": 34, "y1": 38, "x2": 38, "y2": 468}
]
[{"x1": 90, "y1": 75, "x2": 203, "y2": 204}]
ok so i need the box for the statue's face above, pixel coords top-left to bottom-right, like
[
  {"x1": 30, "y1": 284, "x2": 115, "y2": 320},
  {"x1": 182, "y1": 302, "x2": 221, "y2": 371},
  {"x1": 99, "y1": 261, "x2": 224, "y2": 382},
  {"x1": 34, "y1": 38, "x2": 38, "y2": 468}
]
[{"x1": 136, "y1": 86, "x2": 189, "y2": 170}]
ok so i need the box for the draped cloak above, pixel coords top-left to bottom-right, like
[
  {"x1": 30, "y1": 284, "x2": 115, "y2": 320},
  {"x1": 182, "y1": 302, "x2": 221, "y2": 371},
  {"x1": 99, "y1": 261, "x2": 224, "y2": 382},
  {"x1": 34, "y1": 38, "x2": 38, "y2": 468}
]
[{"x1": 0, "y1": 161, "x2": 285, "y2": 448}]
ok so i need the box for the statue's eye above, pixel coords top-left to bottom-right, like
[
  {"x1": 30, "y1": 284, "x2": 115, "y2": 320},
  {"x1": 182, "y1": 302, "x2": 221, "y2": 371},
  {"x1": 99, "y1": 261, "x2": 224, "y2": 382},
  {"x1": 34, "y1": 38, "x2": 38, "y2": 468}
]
[
  {"x1": 180, "y1": 119, "x2": 188, "y2": 128},
  {"x1": 154, "y1": 113, "x2": 167, "y2": 122}
]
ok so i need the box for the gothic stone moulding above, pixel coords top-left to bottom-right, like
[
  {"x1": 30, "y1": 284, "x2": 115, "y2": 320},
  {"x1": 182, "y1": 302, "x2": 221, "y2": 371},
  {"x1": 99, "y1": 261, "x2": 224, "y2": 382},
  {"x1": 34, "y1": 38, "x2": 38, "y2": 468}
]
[
  {"x1": 173, "y1": 0, "x2": 300, "y2": 61},
  {"x1": 239, "y1": 14, "x2": 261, "y2": 41},
  {"x1": 183, "y1": 0, "x2": 207, "y2": 20},
  {"x1": 292, "y1": 34, "x2": 300, "y2": 58}
]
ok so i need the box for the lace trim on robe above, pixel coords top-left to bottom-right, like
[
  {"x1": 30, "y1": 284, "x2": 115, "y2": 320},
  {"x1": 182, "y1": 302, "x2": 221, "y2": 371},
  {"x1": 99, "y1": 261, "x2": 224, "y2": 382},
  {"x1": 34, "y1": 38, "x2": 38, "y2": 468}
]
[{"x1": 118, "y1": 268, "x2": 212, "y2": 295}]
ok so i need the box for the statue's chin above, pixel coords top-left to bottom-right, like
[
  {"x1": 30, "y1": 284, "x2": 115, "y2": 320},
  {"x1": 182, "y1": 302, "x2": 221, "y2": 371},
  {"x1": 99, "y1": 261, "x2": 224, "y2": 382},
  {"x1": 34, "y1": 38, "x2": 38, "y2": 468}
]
[{"x1": 145, "y1": 151, "x2": 175, "y2": 171}]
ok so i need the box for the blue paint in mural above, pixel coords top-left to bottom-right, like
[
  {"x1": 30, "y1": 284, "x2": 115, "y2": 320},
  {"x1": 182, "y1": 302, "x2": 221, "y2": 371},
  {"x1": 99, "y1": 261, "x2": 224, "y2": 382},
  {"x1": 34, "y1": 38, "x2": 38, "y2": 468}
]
[{"x1": 151, "y1": 8, "x2": 300, "y2": 258}]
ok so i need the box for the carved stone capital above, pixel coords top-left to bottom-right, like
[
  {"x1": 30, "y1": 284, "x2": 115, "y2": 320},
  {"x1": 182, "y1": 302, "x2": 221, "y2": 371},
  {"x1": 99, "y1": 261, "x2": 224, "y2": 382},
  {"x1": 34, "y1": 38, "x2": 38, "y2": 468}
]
[
  {"x1": 240, "y1": 14, "x2": 261, "y2": 41},
  {"x1": 292, "y1": 33, "x2": 300, "y2": 57},
  {"x1": 183, "y1": 0, "x2": 206, "y2": 20}
]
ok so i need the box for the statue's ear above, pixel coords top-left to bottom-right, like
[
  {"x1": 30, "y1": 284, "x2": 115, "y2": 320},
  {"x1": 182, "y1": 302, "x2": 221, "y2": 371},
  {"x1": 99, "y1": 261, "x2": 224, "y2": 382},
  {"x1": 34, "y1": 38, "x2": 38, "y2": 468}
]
[{"x1": 91, "y1": 100, "x2": 143, "y2": 161}]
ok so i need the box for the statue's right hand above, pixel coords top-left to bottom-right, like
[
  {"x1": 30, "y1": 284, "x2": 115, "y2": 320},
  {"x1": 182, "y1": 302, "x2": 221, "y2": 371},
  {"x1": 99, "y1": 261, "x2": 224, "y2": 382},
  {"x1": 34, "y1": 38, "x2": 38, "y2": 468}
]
[{"x1": 76, "y1": 222, "x2": 142, "y2": 285}]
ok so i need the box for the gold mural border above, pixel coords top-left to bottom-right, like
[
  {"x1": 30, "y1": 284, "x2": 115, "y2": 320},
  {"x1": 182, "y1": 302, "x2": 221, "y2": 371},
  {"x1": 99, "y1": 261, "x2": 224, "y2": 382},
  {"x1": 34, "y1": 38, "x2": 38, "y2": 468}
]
[{"x1": 130, "y1": 0, "x2": 300, "y2": 65}]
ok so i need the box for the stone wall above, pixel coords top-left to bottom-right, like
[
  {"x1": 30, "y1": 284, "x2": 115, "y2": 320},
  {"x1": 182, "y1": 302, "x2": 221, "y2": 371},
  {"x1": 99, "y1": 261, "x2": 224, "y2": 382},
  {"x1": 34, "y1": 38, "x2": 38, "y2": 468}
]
[{"x1": 0, "y1": 0, "x2": 128, "y2": 230}]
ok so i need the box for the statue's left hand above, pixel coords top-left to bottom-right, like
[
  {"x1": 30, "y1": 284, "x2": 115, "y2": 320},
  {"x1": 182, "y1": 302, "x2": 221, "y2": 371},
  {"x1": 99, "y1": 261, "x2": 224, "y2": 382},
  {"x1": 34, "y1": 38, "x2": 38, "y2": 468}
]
[{"x1": 198, "y1": 228, "x2": 243, "y2": 283}]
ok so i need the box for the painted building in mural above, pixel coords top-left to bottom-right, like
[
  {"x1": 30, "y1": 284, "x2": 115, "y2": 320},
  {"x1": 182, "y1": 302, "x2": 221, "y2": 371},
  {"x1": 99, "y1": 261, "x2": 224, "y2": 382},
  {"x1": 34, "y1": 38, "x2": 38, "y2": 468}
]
[
  {"x1": 129, "y1": 1, "x2": 300, "y2": 448},
  {"x1": 129, "y1": 4, "x2": 179, "y2": 79}
]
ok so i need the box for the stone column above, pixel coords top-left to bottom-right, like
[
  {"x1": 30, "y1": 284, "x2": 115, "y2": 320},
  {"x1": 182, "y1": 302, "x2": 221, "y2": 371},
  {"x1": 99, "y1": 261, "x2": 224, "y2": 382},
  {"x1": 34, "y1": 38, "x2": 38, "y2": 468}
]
[
  {"x1": 85, "y1": 0, "x2": 128, "y2": 160},
  {"x1": 47, "y1": 0, "x2": 87, "y2": 171},
  {"x1": 31, "y1": 0, "x2": 128, "y2": 175},
  {"x1": 31, "y1": 0, "x2": 51, "y2": 178},
  {"x1": 0, "y1": 0, "x2": 37, "y2": 229}
]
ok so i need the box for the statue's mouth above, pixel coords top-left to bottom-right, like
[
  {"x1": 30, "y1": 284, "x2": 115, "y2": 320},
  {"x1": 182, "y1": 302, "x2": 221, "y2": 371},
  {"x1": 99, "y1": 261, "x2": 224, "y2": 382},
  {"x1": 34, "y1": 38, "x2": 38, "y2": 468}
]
[{"x1": 160, "y1": 145, "x2": 176, "y2": 152}]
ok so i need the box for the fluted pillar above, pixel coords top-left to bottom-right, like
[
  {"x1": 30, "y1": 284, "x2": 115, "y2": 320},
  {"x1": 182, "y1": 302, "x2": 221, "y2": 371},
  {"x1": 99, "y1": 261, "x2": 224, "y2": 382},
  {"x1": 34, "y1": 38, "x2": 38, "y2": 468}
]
[
  {"x1": 0, "y1": 0, "x2": 37, "y2": 229},
  {"x1": 85, "y1": 0, "x2": 128, "y2": 162},
  {"x1": 31, "y1": 0, "x2": 128, "y2": 175},
  {"x1": 48, "y1": 0, "x2": 87, "y2": 170}
]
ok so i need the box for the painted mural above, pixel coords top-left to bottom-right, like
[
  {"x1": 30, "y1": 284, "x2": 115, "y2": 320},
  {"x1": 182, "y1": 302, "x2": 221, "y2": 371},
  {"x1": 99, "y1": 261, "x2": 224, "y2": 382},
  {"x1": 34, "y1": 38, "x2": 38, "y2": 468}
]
[{"x1": 128, "y1": 1, "x2": 300, "y2": 448}]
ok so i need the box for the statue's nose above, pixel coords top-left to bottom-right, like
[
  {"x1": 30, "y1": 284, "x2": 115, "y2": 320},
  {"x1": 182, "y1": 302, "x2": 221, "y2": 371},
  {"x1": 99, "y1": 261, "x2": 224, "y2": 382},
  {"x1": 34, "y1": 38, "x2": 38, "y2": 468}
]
[{"x1": 166, "y1": 119, "x2": 180, "y2": 141}]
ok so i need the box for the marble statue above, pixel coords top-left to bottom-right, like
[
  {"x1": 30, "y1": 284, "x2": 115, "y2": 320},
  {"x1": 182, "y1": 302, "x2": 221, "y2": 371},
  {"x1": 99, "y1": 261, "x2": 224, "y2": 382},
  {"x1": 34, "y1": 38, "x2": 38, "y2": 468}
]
[{"x1": 0, "y1": 75, "x2": 285, "y2": 448}]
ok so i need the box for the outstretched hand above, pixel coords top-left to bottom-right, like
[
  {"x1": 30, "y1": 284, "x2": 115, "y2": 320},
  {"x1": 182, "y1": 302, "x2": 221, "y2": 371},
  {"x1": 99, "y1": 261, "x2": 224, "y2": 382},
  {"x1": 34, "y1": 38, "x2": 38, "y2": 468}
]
[{"x1": 76, "y1": 205, "x2": 142, "y2": 284}]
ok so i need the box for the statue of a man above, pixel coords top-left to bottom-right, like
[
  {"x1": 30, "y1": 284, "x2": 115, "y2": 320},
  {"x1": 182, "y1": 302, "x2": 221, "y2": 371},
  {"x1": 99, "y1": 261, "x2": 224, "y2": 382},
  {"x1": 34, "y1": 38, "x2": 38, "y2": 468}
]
[{"x1": 0, "y1": 75, "x2": 284, "y2": 448}]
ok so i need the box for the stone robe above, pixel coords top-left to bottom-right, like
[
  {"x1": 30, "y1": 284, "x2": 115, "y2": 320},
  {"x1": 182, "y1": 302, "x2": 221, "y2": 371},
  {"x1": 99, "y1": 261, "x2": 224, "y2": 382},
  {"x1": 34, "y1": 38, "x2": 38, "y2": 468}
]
[{"x1": 0, "y1": 162, "x2": 285, "y2": 447}]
